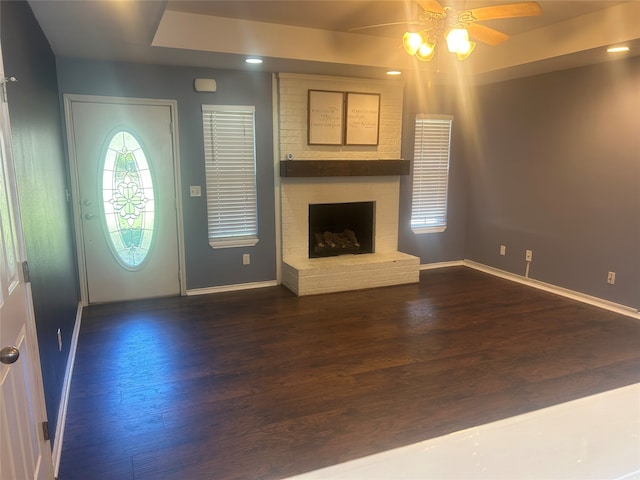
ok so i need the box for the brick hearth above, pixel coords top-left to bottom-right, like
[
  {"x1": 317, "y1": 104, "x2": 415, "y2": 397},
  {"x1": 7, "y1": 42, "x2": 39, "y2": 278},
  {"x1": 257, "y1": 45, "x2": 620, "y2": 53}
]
[{"x1": 280, "y1": 176, "x2": 419, "y2": 296}]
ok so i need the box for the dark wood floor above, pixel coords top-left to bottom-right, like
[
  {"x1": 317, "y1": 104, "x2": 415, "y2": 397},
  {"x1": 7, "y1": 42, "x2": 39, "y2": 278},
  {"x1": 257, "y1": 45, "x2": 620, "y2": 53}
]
[{"x1": 58, "y1": 267, "x2": 640, "y2": 480}]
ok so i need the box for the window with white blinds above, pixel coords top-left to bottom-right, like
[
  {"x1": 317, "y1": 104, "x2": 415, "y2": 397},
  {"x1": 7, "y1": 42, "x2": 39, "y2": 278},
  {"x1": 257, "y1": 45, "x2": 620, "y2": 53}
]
[
  {"x1": 411, "y1": 114, "x2": 453, "y2": 233},
  {"x1": 202, "y1": 105, "x2": 258, "y2": 248}
]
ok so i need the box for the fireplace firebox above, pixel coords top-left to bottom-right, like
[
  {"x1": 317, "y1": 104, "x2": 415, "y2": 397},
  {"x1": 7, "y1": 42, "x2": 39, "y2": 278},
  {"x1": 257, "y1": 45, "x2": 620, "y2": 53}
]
[{"x1": 308, "y1": 201, "x2": 375, "y2": 258}]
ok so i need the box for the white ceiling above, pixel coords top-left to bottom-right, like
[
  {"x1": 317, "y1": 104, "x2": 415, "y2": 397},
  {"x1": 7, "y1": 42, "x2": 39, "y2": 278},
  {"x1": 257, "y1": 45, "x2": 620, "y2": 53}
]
[{"x1": 28, "y1": 0, "x2": 640, "y2": 83}]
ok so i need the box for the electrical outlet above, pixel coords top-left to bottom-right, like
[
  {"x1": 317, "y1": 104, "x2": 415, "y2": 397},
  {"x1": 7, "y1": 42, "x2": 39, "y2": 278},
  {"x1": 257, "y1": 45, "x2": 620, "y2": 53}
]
[
  {"x1": 607, "y1": 271, "x2": 616, "y2": 285},
  {"x1": 499, "y1": 245, "x2": 506, "y2": 256},
  {"x1": 242, "y1": 253, "x2": 250, "y2": 265},
  {"x1": 525, "y1": 250, "x2": 532, "y2": 262},
  {"x1": 189, "y1": 185, "x2": 202, "y2": 197}
]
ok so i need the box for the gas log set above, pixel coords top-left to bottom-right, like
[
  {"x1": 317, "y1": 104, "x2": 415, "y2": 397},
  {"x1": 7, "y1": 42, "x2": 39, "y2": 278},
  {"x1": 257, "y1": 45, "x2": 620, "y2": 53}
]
[{"x1": 308, "y1": 201, "x2": 374, "y2": 258}]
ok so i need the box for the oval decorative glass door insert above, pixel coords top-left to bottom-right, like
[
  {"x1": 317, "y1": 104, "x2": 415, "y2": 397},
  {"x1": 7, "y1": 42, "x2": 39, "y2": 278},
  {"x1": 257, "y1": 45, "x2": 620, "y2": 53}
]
[{"x1": 102, "y1": 130, "x2": 155, "y2": 269}]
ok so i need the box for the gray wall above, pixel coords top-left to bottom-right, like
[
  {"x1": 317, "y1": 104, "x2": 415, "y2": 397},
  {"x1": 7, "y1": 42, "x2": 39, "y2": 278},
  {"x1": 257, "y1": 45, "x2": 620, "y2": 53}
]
[
  {"x1": 1, "y1": 0, "x2": 80, "y2": 443},
  {"x1": 56, "y1": 59, "x2": 277, "y2": 290},
  {"x1": 463, "y1": 58, "x2": 640, "y2": 309},
  {"x1": 398, "y1": 78, "x2": 468, "y2": 264},
  {"x1": 57, "y1": 56, "x2": 640, "y2": 310}
]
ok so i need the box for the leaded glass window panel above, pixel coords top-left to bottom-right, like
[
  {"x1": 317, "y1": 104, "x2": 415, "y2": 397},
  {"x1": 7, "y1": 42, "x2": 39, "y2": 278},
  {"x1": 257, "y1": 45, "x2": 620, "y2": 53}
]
[{"x1": 102, "y1": 130, "x2": 155, "y2": 269}]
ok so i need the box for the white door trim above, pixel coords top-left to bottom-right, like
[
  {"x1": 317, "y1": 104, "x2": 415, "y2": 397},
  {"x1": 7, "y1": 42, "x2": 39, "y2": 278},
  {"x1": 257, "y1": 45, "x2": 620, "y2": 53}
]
[
  {"x1": 0, "y1": 49, "x2": 55, "y2": 479},
  {"x1": 64, "y1": 94, "x2": 186, "y2": 305}
]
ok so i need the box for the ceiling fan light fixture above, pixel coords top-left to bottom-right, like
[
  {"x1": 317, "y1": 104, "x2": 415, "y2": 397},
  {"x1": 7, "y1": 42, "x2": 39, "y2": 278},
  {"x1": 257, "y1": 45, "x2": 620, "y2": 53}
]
[
  {"x1": 393, "y1": 1, "x2": 541, "y2": 64},
  {"x1": 415, "y1": 41, "x2": 436, "y2": 61},
  {"x1": 445, "y1": 28, "x2": 475, "y2": 60},
  {"x1": 456, "y1": 41, "x2": 476, "y2": 60},
  {"x1": 446, "y1": 28, "x2": 469, "y2": 53},
  {"x1": 402, "y1": 31, "x2": 425, "y2": 56}
]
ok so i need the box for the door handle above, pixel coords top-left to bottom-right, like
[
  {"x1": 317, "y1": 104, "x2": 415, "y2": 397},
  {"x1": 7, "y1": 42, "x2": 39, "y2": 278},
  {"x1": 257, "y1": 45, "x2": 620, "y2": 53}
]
[
  {"x1": 82, "y1": 199, "x2": 92, "y2": 206},
  {"x1": 0, "y1": 345, "x2": 19, "y2": 365},
  {"x1": 84, "y1": 213, "x2": 97, "y2": 220}
]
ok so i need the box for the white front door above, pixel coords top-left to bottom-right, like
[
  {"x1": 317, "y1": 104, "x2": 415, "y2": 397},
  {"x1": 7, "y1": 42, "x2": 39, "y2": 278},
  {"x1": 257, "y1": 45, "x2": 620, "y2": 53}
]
[
  {"x1": 65, "y1": 97, "x2": 182, "y2": 304},
  {"x1": 0, "y1": 49, "x2": 54, "y2": 479}
]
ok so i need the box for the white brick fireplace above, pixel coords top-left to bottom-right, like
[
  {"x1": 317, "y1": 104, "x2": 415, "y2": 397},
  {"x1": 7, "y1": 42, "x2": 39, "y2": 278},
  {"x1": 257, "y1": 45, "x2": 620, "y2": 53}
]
[
  {"x1": 277, "y1": 73, "x2": 419, "y2": 295},
  {"x1": 280, "y1": 176, "x2": 419, "y2": 295}
]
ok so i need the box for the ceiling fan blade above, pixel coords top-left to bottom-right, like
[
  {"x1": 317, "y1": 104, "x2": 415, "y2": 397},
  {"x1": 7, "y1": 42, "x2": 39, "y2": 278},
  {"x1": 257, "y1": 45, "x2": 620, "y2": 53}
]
[
  {"x1": 466, "y1": 23, "x2": 509, "y2": 46},
  {"x1": 417, "y1": 0, "x2": 444, "y2": 14},
  {"x1": 349, "y1": 21, "x2": 421, "y2": 32},
  {"x1": 469, "y1": 2, "x2": 542, "y2": 21}
]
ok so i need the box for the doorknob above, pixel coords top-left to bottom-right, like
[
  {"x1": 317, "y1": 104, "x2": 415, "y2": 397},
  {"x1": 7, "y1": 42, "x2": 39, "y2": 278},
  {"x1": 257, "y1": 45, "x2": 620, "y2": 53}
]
[
  {"x1": 0, "y1": 345, "x2": 19, "y2": 365},
  {"x1": 84, "y1": 213, "x2": 97, "y2": 220},
  {"x1": 82, "y1": 199, "x2": 92, "y2": 206}
]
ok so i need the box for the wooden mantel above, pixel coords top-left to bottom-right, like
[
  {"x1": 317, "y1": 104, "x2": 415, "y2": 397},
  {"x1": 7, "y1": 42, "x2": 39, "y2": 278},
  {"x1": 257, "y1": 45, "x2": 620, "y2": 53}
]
[{"x1": 280, "y1": 159, "x2": 410, "y2": 177}]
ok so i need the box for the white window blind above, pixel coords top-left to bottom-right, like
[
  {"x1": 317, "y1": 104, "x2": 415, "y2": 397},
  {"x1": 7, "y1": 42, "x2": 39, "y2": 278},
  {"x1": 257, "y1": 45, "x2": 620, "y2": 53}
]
[
  {"x1": 202, "y1": 105, "x2": 258, "y2": 248},
  {"x1": 411, "y1": 114, "x2": 453, "y2": 233}
]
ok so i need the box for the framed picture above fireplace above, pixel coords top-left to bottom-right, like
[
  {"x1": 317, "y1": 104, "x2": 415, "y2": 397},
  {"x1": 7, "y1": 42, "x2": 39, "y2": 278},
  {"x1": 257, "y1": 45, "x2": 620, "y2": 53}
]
[
  {"x1": 345, "y1": 92, "x2": 380, "y2": 146},
  {"x1": 308, "y1": 90, "x2": 344, "y2": 145}
]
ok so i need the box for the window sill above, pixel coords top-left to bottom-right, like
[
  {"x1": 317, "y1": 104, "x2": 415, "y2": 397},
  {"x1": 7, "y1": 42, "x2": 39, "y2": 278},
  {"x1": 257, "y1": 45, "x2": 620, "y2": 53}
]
[
  {"x1": 209, "y1": 237, "x2": 259, "y2": 249},
  {"x1": 411, "y1": 226, "x2": 447, "y2": 234}
]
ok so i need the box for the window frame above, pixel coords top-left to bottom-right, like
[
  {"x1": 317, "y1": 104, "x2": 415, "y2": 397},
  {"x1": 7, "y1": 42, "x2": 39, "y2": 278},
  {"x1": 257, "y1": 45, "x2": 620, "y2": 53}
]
[
  {"x1": 202, "y1": 104, "x2": 259, "y2": 249},
  {"x1": 410, "y1": 114, "x2": 453, "y2": 234}
]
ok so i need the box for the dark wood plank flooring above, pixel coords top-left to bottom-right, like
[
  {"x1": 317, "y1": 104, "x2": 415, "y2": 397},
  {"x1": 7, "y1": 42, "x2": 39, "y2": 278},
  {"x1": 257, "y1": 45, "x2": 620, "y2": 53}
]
[{"x1": 58, "y1": 267, "x2": 640, "y2": 480}]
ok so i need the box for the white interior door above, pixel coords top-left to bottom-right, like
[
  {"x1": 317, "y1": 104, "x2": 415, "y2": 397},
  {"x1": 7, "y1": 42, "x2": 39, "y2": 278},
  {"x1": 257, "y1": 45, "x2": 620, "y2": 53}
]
[
  {"x1": 0, "y1": 51, "x2": 54, "y2": 479},
  {"x1": 66, "y1": 98, "x2": 181, "y2": 304}
]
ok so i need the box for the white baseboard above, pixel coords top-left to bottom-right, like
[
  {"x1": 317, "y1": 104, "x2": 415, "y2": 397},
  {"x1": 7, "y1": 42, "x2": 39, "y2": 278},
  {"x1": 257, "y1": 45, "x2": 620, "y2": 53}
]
[
  {"x1": 52, "y1": 301, "x2": 83, "y2": 478},
  {"x1": 462, "y1": 260, "x2": 640, "y2": 320},
  {"x1": 419, "y1": 260, "x2": 464, "y2": 271},
  {"x1": 186, "y1": 280, "x2": 278, "y2": 296}
]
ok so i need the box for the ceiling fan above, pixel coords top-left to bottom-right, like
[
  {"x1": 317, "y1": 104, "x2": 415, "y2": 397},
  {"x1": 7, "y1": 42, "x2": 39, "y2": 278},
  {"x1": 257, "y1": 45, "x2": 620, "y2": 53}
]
[{"x1": 352, "y1": 0, "x2": 542, "y2": 61}]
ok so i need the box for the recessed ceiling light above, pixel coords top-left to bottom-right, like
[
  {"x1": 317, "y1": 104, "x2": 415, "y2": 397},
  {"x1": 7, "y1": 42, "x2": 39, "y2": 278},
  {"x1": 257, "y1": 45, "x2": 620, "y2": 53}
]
[
  {"x1": 245, "y1": 58, "x2": 263, "y2": 64},
  {"x1": 386, "y1": 70, "x2": 402, "y2": 76},
  {"x1": 607, "y1": 46, "x2": 630, "y2": 53}
]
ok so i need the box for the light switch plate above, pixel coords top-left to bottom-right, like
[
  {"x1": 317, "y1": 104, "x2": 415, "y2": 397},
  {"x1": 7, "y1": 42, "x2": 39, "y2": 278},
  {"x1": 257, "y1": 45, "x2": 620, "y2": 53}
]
[{"x1": 190, "y1": 186, "x2": 202, "y2": 197}]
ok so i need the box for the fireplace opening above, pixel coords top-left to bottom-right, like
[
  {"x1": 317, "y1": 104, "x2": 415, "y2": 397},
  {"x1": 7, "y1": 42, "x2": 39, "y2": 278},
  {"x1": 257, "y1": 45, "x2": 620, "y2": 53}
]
[{"x1": 309, "y1": 202, "x2": 375, "y2": 258}]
